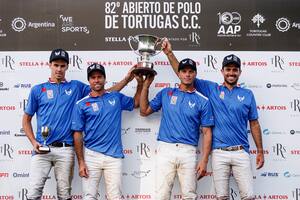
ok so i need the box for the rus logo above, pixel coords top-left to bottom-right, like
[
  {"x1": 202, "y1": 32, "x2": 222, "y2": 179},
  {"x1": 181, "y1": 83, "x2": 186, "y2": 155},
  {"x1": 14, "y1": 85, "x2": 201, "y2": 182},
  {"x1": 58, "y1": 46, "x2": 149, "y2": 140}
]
[
  {"x1": 272, "y1": 143, "x2": 287, "y2": 159},
  {"x1": 0, "y1": 55, "x2": 15, "y2": 70},
  {"x1": 18, "y1": 188, "x2": 28, "y2": 200},
  {"x1": 290, "y1": 99, "x2": 300, "y2": 112},
  {"x1": 136, "y1": 142, "x2": 151, "y2": 158},
  {"x1": 204, "y1": 55, "x2": 218, "y2": 70},
  {"x1": 0, "y1": 144, "x2": 13, "y2": 159},
  {"x1": 271, "y1": 55, "x2": 285, "y2": 70},
  {"x1": 293, "y1": 188, "x2": 300, "y2": 200}
]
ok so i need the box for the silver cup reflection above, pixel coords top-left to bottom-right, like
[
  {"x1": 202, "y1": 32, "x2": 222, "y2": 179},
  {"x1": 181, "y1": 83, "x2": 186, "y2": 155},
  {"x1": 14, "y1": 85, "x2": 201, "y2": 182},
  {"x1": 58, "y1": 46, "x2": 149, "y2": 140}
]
[
  {"x1": 128, "y1": 34, "x2": 163, "y2": 76},
  {"x1": 39, "y1": 126, "x2": 50, "y2": 152}
]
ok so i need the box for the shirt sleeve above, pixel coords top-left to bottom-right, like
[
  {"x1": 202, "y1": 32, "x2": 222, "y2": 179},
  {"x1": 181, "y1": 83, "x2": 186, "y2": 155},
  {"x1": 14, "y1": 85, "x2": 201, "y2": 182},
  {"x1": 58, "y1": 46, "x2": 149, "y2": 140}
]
[
  {"x1": 77, "y1": 81, "x2": 91, "y2": 98},
  {"x1": 248, "y1": 91, "x2": 259, "y2": 120},
  {"x1": 119, "y1": 93, "x2": 134, "y2": 111},
  {"x1": 71, "y1": 103, "x2": 85, "y2": 132},
  {"x1": 194, "y1": 78, "x2": 217, "y2": 97},
  {"x1": 149, "y1": 89, "x2": 164, "y2": 112},
  {"x1": 24, "y1": 85, "x2": 39, "y2": 116},
  {"x1": 200, "y1": 99, "x2": 215, "y2": 127}
]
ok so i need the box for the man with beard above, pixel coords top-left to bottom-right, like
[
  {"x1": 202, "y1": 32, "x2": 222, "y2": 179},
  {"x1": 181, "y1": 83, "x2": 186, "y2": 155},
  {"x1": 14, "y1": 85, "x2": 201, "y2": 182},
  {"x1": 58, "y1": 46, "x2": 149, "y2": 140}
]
[
  {"x1": 162, "y1": 39, "x2": 264, "y2": 200},
  {"x1": 71, "y1": 63, "x2": 142, "y2": 200},
  {"x1": 140, "y1": 58, "x2": 214, "y2": 200}
]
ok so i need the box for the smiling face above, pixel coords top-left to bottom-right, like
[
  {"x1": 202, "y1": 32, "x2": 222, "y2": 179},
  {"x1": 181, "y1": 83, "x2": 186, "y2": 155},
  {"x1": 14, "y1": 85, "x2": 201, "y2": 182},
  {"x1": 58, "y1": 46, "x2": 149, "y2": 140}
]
[
  {"x1": 49, "y1": 59, "x2": 68, "y2": 82},
  {"x1": 88, "y1": 70, "x2": 106, "y2": 92},
  {"x1": 221, "y1": 63, "x2": 241, "y2": 87}
]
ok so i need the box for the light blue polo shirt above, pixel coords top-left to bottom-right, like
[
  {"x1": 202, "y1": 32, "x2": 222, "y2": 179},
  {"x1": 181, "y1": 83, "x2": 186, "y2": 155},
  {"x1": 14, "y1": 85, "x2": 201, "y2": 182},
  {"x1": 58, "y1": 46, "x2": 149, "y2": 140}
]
[
  {"x1": 71, "y1": 91, "x2": 134, "y2": 158},
  {"x1": 194, "y1": 79, "x2": 258, "y2": 153},
  {"x1": 25, "y1": 80, "x2": 90, "y2": 145},
  {"x1": 149, "y1": 87, "x2": 214, "y2": 146}
]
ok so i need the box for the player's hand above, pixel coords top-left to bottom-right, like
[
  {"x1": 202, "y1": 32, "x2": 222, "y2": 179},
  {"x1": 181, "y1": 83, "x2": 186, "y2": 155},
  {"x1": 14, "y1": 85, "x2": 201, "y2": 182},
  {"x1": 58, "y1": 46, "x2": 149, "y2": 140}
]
[
  {"x1": 79, "y1": 162, "x2": 89, "y2": 178},
  {"x1": 125, "y1": 64, "x2": 137, "y2": 83},
  {"x1": 196, "y1": 160, "x2": 207, "y2": 180},
  {"x1": 143, "y1": 74, "x2": 155, "y2": 88},
  {"x1": 256, "y1": 152, "x2": 264, "y2": 169},
  {"x1": 33, "y1": 141, "x2": 44, "y2": 154},
  {"x1": 161, "y1": 38, "x2": 173, "y2": 56},
  {"x1": 134, "y1": 74, "x2": 144, "y2": 86}
]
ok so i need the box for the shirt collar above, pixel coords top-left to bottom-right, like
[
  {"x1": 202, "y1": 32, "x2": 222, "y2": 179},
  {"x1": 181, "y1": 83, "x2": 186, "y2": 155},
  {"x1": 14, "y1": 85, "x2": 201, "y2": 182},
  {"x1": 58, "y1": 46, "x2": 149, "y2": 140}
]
[
  {"x1": 178, "y1": 84, "x2": 196, "y2": 93},
  {"x1": 219, "y1": 82, "x2": 240, "y2": 90},
  {"x1": 48, "y1": 78, "x2": 67, "y2": 84},
  {"x1": 89, "y1": 90, "x2": 108, "y2": 98}
]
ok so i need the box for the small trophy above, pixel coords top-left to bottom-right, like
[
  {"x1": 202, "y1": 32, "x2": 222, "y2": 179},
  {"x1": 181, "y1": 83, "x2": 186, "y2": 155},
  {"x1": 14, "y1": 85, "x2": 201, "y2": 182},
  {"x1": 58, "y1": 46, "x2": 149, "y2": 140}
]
[
  {"x1": 39, "y1": 126, "x2": 50, "y2": 152},
  {"x1": 128, "y1": 34, "x2": 163, "y2": 76}
]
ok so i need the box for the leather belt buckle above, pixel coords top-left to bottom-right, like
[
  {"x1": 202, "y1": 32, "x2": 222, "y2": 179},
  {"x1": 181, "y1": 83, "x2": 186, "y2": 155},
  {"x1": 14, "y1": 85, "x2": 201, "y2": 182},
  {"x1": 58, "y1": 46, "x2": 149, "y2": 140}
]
[
  {"x1": 227, "y1": 146, "x2": 234, "y2": 151},
  {"x1": 50, "y1": 142, "x2": 73, "y2": 147},
  {"x1": 220, "y1": 145, "x2": 243, "y2": 151}
]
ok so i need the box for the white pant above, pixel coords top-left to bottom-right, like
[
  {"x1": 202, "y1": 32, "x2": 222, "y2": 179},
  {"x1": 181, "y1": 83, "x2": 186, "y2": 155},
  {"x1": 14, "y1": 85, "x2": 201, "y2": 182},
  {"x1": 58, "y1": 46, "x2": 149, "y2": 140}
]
[
  {"x1": 155, "y1": 141, "x2": 197, "y2": 200},
  {"x1": 82, "y1": 148, "x2": 122, "y2": 200},
  {"x1": 27, "y1": 147, "x2": 74, "y2": 200},
  {"x1": 212, "y1": 149, "x2": 254, "y2": 200}
]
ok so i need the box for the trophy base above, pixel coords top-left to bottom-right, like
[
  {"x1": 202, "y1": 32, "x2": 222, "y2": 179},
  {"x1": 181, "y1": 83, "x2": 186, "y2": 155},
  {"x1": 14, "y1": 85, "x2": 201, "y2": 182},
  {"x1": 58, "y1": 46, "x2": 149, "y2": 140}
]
[
  {"x1": 132, "y1": 67, "x2": 157, "y2": 76},
  {"x1": 38, "y1": 146, "x2": 51, "y2": 153}
]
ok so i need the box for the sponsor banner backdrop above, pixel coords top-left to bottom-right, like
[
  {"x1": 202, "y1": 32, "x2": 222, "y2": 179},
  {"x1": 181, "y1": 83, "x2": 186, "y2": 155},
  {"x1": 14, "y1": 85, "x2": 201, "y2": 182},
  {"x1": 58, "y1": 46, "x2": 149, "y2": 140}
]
[
  {"x1": 0, "y1": 51, "x2": 300, "y2": 199},
  {"x1": 0, "y1": 0, "x2": 300, "y2": 50},
  {"x1": 0, "y1": 0, "x2": 300, "y2": 199}
]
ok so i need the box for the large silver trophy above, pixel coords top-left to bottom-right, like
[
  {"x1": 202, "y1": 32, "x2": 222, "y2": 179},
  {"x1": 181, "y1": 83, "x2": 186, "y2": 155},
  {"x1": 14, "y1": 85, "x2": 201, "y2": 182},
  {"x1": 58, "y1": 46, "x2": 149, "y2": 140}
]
[
  {"x1": 39, "y1": 126, "x2": 50, "y2": 152},
  {"x1": 128, "y1": 34, "x2": 163, "y2": 76}
]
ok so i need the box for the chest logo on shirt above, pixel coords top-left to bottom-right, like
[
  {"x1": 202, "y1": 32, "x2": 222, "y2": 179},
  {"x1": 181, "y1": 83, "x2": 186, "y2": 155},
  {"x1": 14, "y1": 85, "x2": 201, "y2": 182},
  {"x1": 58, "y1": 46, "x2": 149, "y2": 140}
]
[
  {"x1": 170, "y1": 95, "x2": 177, "y2": 105},
  {"x1": 188, "y1": 101, "x2": 196, "y2": 108},
  {"x1": 237, "y1": 95, "x2": 245, "y2": 102},
  {"x1": 47, "y1": 90, "x2": 54, "y2": 99},
  {"x1": 65, "y1": 89, "x2": 72, "y2": 95},
  {"x1": 92, "y1": 103, "x2": 99, "y2": 111},
  {"x1": 219, "y1": 91, "x2": 225, "y2": 100},
  {"x1": 108, "y1": 99, "x2": 116, "y2": 106}
]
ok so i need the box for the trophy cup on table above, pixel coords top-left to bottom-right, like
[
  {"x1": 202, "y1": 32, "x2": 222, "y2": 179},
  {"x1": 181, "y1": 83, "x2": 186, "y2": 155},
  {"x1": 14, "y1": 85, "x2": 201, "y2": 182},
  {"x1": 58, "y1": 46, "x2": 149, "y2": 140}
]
[
  {"x1": 128, "y1": 34, "x2": 163, "y2": 76},
  {"x1": 39, "y1": 126, "x2": 50, "y2": 152}
]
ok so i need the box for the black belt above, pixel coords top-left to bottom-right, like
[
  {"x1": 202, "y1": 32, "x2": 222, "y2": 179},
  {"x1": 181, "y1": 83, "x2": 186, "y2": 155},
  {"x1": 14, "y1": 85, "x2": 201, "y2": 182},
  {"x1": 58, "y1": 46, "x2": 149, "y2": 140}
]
[
  {"x1": 218, "y1": 145, "x2": 243, "y2": 151},
  {"x1": 49, "y1": 142, "x2": 73, "y2": 147}
]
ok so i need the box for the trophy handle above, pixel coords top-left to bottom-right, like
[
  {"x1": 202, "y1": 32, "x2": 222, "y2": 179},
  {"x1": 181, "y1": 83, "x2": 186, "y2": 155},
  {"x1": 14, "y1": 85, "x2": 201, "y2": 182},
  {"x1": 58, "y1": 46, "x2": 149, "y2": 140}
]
[
  {"x1": 153, "y1": 37, "x2": 165, "y2": 56},
  {"x1": 128, "y1": 36, "x2": 141, "y2": 56}
]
